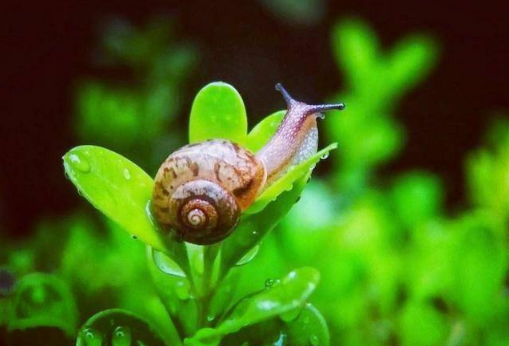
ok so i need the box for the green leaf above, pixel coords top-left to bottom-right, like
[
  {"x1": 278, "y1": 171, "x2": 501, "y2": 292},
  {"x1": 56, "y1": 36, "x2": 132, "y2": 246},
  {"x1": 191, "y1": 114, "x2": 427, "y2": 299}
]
[
  {"x1": 76, "y1": 82, "x2": 142, "y2": 147},
  {"x1": 220, "y1": 176, "x2": 307, "y2": 273},
  {"x1": 63, "y1": 146, "x2": 163, "y2": 250},
  {"x1": 246, "y1": 143, "x2": 337, "y2": 215},
  {"x1": 63, "y1": 146, "x2": 188, "y2": 271},
  {"x1": 186, "y1": 268, "x2": 320, "y2": 344},
  {"x1": 189, "y1": 82, "x2": 247, "y2": 145},
  {"x1": 8, "y1": 273, "x2": 78, "y2": 337},
  {"x1": 450, "y1": 212, "x2": 507, "y2": 324},
  {"x1": 390, "y1": 171, "x2": 443, "y2": 227},
  {"x1": 399, "y1": 301, "x2": 449, "y2": 346},
  {"x1": 76, "y1": 309, "x2": 169, "y2": 346},
  {"x1": 332, "y1": 18, "x2": 379, "y2": 90},
  {"x1": 284, "y1": 304, "x2": 330, "y2": 346},
  {"x1": 246, "y1": 110, "x2": 285, "y2": 152},
  {"x1": 387, "y1": 35, "x2": 439, "y2": 94}
]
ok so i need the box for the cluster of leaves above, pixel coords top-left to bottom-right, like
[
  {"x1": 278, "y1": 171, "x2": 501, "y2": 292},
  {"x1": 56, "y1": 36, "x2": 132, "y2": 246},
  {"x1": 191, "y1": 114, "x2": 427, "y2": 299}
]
[
  {"x1": 0, "y1": 25, "x2": 334, "y2": 343},
  {"x1": 62, "y1": 80, "x2": 334, "y2": 345},
  {"x1": 2, "y1": 15, "x2": 509, "y2": 346},
  {"x1": 262, "y1": 19, "x2": 509, "y2": 345}
]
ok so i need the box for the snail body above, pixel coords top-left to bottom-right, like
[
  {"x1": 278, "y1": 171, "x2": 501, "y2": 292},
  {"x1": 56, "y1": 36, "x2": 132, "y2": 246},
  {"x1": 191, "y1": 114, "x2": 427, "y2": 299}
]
[{"x1": 153, "y1": 84, "x2": 345, "y2": 244}]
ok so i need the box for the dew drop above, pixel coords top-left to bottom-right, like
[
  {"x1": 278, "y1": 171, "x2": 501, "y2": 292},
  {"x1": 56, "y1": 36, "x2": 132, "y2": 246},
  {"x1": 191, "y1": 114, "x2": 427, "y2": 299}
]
[
  {"x1": 112, "y1": 325, "x2": 132, "y2": 346},
  {"x1": 320, "y1": 152, "x2": 329, "y2": 159},
  {"x1": 79, "y1": 328, "x2": 102, "y2": 346},
  {"x1": 235, "y1": 245, "x2": 259, "y2": 266},
  {"x1": 264, "y1": 278, "x2": 280, "y2": 289},
  {"x1": 317, "y1": 113, "x2": 325, "y2": 120},
  {"x1": 152, "y1": 249, "x2": 186, "y2": 278},
  {"x1": 68, "y1": 153, "x2": 91, "y2": 173},
  {"x1": 310, "y1": 334, "x2": 319, "y2": 345},
  {"x1": 207, "y1": 315, "x2": 215, "y2": 322},
  {"x1": 122, "y1": 168, "x2": 131, "y2": 180}
]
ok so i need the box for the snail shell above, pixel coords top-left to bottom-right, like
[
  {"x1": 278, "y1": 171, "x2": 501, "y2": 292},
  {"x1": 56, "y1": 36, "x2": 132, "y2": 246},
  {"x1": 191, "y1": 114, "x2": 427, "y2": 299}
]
[
  {"x1": 152, "y1": 83, "x2": 345, "y2": 245},
  {"x1": 152, "y1": 139, "x2": 266, "y2": 244}
]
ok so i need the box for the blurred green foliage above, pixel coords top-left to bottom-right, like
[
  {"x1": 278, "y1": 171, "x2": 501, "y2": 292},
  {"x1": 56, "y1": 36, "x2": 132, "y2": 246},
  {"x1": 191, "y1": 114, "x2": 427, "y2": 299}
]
[
  {"x1": 75, "y1": 17, "x2": 198, "y2": 170},
  {"x1": 1, "y1": 15, "x2": 509, "y2": 346}
]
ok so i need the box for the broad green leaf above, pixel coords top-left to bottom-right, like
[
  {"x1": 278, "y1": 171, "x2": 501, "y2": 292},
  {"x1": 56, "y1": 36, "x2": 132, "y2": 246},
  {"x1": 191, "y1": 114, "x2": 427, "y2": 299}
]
[
  {"x1": 186, "y1": 268, "x2": 319, "y2": 344},
  {"x1": 189, "y1": 82, "x2": 247, "y2": 145},
  {"x1": 284, "y1": 304, "x2": 330, "y2": 346},
  {"x1": 246, "y1": 143, "x2": 337, "y2": 214},
  {"x1": 76, "y1": 309, "x2": 169, "y2": 346},
  {"x1": 246, "y1": 110, "x2": 285, "y2": 152},
  {"x1": 221, "y1": 177, "x2": 307, "y2": 273},
  {"x1": 8, "y1": 273, "x2": 78, "y2": 337},
  {"x1": 64, "y1": 146, "x2": 164, "y2": 250}
]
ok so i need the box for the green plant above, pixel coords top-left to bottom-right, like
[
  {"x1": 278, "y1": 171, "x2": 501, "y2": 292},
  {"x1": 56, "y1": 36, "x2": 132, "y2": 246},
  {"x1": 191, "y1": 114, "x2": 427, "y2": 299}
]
[{"x1": 63, "y1": 81, "x2": 337, "y2": 345}]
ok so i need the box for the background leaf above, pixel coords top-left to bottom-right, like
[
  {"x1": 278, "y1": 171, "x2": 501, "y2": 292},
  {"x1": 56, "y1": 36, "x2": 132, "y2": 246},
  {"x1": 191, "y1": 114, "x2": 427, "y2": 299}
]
[{"x1": 8, "y1": 273, "x2": 78, "y2": 337}]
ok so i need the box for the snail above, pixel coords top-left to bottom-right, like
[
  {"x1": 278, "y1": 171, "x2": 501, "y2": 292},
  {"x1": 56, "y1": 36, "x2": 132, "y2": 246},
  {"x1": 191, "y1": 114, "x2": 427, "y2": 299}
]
[{"x1": 152, "y1": 84, "x2": 345, "y2": 245}]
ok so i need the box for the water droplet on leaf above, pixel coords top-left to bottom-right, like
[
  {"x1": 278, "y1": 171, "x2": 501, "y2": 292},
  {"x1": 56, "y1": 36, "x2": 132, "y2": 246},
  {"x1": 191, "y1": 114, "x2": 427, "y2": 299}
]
[
  {"x1": 68, "y1": 153, "x2": 91, "y2": 173},
  {"x1": 112, "y1": 325, "x2": 131, "y2": 346},
  {"x1": 309, "y1": 334, "x2": 319, "y2": 345},
  {"x1": 264, "y1": 278, "x2": 280, "y2": 288},
  {"x1": 235, "y1": 245, "x2": 259, "y2": 266},
  {"x1": 79, "y1": 328, "x2": 102, "y2": 346},
  {"x1": 152, "y1": 249, "x2": 186, "y2": 278},
  {"x1": 122, "y1": 168, "x2": 131, "y2": 180},
  {"x1": 320, "y1": 152, "x2": 329, "y2": 159}
]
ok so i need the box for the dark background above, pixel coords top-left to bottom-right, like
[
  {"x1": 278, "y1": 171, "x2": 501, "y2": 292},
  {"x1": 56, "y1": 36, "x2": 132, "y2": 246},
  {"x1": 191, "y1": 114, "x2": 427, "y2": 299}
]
[{"x1": 1, "y1": 1, "x2": 508, "y2": 236}]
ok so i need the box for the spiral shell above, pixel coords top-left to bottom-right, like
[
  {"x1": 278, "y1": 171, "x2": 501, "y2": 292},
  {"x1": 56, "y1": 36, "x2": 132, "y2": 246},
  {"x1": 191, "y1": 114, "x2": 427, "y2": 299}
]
[{"x1": 152, "y1": 139, "x2": 266, "y2": 244}]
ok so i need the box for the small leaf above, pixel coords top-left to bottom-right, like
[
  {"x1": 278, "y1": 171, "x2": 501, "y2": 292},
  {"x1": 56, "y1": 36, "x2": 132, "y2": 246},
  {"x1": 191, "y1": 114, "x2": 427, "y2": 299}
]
[
  {"x1": 450, "y1": 212, "x2": 507, "y2": 324},
  {"x1": 8, "y1": 273, "x2": 78, "y2": 337},
  {"x1": 246, "y1": 143, "x2": 337, "y2": 215},
  {"x1": 399, "y1": 301, "x2": 449, "y2": 346},
  {"x1": 285, "y1": 304, "x2": 330, "y2": 346},
  {"x1": 332, "y1": 18, "x2": 379, "y2": 90},
  {"x1": 64, "y1": 146, "x2": 164, "y2": 252},
  {"x1": 76, "y1": 309, "x2": 169, "y2": 346},
  {"x1": 189, "y1": 82, "x2": 247, "y2": 145},
  {"x1": 187, "y1": 268, "x2": 319, "y2": 343},
  {"x1": 246, "y1": 110, "x2": 285, "y2": 152},
  {"x1": 387, "y1": 35, "x2": 439, "y2": 94},
  {"x1": 220, "y1": 177, "x2": 307, "y2": 273}
]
